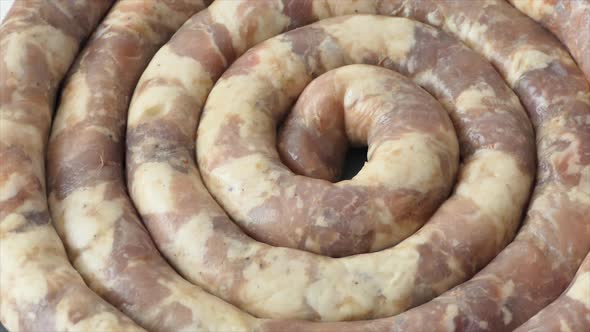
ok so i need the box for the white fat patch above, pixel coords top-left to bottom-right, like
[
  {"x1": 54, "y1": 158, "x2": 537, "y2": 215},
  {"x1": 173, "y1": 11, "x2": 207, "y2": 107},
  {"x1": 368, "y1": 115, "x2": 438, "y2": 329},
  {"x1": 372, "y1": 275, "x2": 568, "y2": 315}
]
[
  {"x1": 244, "y1": 40, "x2": 309, "y2": 94},
  {"x1": 101, "y1": 2, "x2": 169, "y2": 44},
  {"x1": 127, "y1": 84, "x2": 183, "y2": 126},
  {"x1": 368, "y1": 201, "x2": 398, "y2": 250},
  {"x1": 335, "y1": 246, "x2": 420, "y2": 318},
  {"x1": 443, "y1": 304, "x2": 459, "y2": 331},
  {"x1": 578, "y1": 166, "x2": 590, "y2": 196},
  {"x1": 0, "y1": 173, "x2": 28, "y2": 201},
  {"x1": 313, "y1": 0, "x2": 377, "y2": 18},
  {"x1": 576, "y1": 91, "x2": 590, "y2": 105},
  {"x1": 296, "y1": 196, "x2": 304, "y2": 208},
  {"x1": 0, "y1": 119, "x2": 44, "y2": 167},
  {"x1": 426, "y1": 10, "x2": 443, "y2": 26},
  {"x1": 566, "y1": 271, "x2": 590, "y2": 307},
  {"x1": 323, "y1": 16, "x2": 416, "y2": 64},
  {"x1": 50, "y1": 183, "x2": 120, "y2": 276},
  {"x1": 310, "y1": 0, "x2": 332, "y2": 19},
  {"x1": 168, "y1": 211, "x2": 246, "y2": 281},
  {"x1": 1, "y1": 29, "x2": 27, "y2": 79},
  {"x1": 206, "y1": 1, "x2": 239, "y2": 26},
  {"x1": 507, "y1": 49, "x2": 560, "y2": 86},
  {"x1": 511, "y1": 0, "x2": 555, "y2": 21},
  {"x1": 445, "y1": 18, "x2": 491, "y2": 58},
  {"x1": 0, "y1": 223, "x2": 66, "y2": 305},
  {"x1": 456, "y1": 150, "x2": 531, "y2": 242},
  {"x1": 128, "y1": 44, "x2": 215, "y2": 128},
  {"x1": 479, "y1": 320, "x2": 489, "y2": 329},
  {"x1": 371, "y1": 198, "x2": 392, "y2": 225},
  {"x1": 131, "y1": 162, "x2": 177, "y2": 215},
  {"x1": 314, "y1": 215, "x2": 329, "y2": 227},
  {"x1": 306, "y1": 261, "x2": 377, "y2": 320},
  {"x1": 240, "y1": 250, "x2": 310, "y2": 318},
  {"x1": 499, "y1": 280, "x2": 515, "y2": 298},
  {"x1": 52, "y1": 73, "x2": 104, "y2": 137},
  {"x1": 54, "y1": 183, "x2": 122, "y2": 252},
  {"x1": 1, "y1": 25, "x2": 76, "y2": 78},
  {"x1": 456, "y1": 83, "x2": 497, "y2": 112},
  {"x1": 501, "y1": 306, "x2": 513, "y2": 325},
  {"x1": 303, "y1": 237, "x2": 322, "y2": 253},
  {"x1": 0, "y1": 213, "x2": 28, "y2": 234},
  {"x1": 353, "y1": 133, "x2": 452, "y2": 191},
  {"x1": 284, "y1": 184, "x2": 297, "y2": 199},
  {"x1": 130, "y1": 46, "x2": 213, "y2": 124},
  {"x1": 207, "y1": 153, "x2": 282, "y2": 222},
  {"x1": 445, "y1": 256, "x2": 464, "y2": 280},
  {"x1": 559, "y1": 319, "x2": 574, "y2": 332},
  {"x1": 1, "y1": 305, "x2": 20, "y2": 331},
  {"x1": 400, "y1": 227, "x2": 433, "y2": 247},
  {"x1": 8, "y1": 258, "x2": 49, "y2": 304}
]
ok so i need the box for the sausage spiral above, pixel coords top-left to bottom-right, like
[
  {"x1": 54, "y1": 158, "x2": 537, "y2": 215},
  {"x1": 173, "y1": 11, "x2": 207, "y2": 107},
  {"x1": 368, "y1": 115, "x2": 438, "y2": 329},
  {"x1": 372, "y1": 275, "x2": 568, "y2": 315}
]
[{"x1": 1, "y1": 0, "x2": 588, "y2": 332}]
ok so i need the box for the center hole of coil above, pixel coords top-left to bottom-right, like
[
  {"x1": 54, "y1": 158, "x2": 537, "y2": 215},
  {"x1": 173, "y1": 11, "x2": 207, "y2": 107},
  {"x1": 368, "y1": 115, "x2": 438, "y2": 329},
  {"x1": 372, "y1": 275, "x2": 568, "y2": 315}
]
[{"x1": 340, "y1": 146, "x2": 368, "y2": 181}]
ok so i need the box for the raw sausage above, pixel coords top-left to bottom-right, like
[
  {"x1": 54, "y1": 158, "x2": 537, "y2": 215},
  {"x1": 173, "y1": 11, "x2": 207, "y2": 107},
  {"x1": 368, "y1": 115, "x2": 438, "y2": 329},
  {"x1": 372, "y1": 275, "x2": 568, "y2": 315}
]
[
  {"x1": 46, "y1": 0, "x2": 257, "y2": 330},
  {"x1": 1, "y1": 0, "x2": 589, "y2": 330},
  {"x1": 128, "y1": 4, "x2": 533, "y2": 321},
  {"x1": 0, "y1": 1, "x2": 143, "y2": 330}
]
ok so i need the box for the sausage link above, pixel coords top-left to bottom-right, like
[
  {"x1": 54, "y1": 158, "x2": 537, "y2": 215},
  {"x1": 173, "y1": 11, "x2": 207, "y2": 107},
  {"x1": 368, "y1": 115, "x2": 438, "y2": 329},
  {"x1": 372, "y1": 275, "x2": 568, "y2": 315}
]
[
  {"x1": 0, "y1": 1, "x2": 142, "y2": 331},
  {"x1": 2, "y1": 0, "x2": 589, "y2": 330},
  {"x1": 46, "y1": 0, "x2": 258, "y2": 331},
  {"x1": 127, "y1": 2, "x2": 533, "y2": 321}
]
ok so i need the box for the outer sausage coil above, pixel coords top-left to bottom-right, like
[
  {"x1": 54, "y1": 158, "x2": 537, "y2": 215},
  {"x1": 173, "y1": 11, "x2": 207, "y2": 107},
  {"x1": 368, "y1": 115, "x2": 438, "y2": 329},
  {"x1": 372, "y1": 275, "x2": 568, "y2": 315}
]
[
  {"x1": 0, "y1": 1, "x2": 142, "y2": 330},
  {"x1": 510, "y1": 0, "x2": 590, "y2": 83},
  {"x1": 0, "y1": 0, "x2": 588, "y2": 331},
  {"x1": 514, "y1": 252, "x2": 590, "y2": 332}
]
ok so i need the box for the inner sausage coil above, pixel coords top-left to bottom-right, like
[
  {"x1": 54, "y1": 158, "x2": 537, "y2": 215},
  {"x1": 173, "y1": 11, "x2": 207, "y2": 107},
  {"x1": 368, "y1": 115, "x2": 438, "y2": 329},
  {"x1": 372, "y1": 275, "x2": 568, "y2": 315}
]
[{"x1": 1, "y1": 0, "x2": 588, "y2": 331}]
